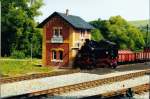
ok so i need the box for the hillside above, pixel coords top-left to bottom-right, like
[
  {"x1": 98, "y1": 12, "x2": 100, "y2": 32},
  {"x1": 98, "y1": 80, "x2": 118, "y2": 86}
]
[{"x1": 129, "y1": 20, "x2": 149, "y2": 27}]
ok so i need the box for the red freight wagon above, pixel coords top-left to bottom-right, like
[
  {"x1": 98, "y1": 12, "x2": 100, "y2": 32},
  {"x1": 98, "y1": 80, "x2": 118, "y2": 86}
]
[
  {"x1": 118, "y1": 50, "x2": 135, "y2": 63},
  {"x1": 118, "y1": 49, "x2": 150, "y2": 64}
]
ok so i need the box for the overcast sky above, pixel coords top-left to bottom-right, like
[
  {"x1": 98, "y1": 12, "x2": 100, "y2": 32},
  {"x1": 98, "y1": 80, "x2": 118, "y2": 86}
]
[{"x1": 36, "y1": 0, "x2": 149, "y2": 22}]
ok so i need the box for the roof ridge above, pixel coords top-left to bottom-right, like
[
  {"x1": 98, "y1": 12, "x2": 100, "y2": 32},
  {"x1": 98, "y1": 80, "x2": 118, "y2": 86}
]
[{"x1": 56, "y1": 12, "x2": 80, "y2": 18}]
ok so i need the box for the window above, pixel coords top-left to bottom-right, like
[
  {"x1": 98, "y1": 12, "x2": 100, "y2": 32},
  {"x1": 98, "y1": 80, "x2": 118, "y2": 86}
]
[
  {"x1": 54, "y1": 29, "x2": 59, "y2": 36},
  {"x1": 81, "y1": 30, "x2": 85, "y2": 38},
  {"x1": 52, "y1": 50, "x2": 56, "y2": 60},
  {"x1": 74, "y1": 41, "x2": 80, "y2": 48},
  {"x1": 60, "y1": 29, "x2": 62, "y2": 36},
  {"x1": 53, "y1": 27, "x2": 62, "y2": 37},
  {"x1": 77, "y1": 43, "x2": 80, "y2": 48},
  {"x1": 51, "y1": 49, "x2": 64, "y2": 62},
  {"x1": 59, "y1": 51, "x2": 63, "y2": 60}
]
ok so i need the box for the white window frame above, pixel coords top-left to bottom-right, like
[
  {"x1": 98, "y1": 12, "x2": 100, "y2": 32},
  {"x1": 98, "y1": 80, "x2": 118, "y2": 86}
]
[
  {"x1": 53, "y1": 27, "x2": 62, "y2": 37},
  {"x1": 52, "y1": 50, "x2": 57, "y2": 60},
  {"x1": 51, "y1": 50, "x2": 63, "y2": 62}
]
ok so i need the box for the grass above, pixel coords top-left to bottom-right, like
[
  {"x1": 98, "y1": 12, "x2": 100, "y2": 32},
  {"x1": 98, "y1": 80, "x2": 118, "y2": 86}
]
[{"x1": 0, "y1": 58, "x2": 53, "y2": 77}]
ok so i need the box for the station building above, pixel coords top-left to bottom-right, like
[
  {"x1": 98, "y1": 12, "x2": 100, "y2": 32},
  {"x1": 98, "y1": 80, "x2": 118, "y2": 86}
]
[{"x1": 37, "y1": 10, "x2": 94, "y2": 67}]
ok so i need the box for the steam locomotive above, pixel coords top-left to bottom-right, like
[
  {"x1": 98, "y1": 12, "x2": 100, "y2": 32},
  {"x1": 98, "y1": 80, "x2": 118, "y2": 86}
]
[
  {"x1": 73, "y1": 39, "x2": 118, "y2": 69},
  {"x1": 73, "y1": 39, "x2": 150, "y2": 69}
]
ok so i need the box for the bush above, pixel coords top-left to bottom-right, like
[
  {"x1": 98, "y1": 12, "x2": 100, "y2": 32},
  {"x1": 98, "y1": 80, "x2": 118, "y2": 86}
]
[{"x1": 11, "y1": 50, "x2": 26, "y2": 59}]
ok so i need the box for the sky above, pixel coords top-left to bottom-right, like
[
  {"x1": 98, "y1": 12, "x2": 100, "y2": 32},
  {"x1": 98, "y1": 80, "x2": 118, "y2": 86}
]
[{"x1": 36, "y1": 0, "x2": 149, "y2": 23}]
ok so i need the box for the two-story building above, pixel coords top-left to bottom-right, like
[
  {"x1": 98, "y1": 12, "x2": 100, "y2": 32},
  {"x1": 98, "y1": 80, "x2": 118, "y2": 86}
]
[{"x1": 37, "y1": 10, "x2": 94, "y2": 67}]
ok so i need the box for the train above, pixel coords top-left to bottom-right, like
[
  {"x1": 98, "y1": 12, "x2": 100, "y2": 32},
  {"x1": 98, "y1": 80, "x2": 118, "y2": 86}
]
[{"x1": 73, "y1": 39, "x2": 150, "y2": 69}]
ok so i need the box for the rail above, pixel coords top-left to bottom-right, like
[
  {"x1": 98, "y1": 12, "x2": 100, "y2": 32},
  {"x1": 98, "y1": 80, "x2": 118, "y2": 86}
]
[
  {"x1": 84, "y1": 83, "x2": 150, "y2": 98},
  {"x1": 0, "y1": 70, "x2": 80, "y2": 84}
]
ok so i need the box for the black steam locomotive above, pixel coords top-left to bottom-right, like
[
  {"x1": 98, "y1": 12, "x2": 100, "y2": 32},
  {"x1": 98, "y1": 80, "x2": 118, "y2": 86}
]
[{"x1": 73, "y1": 39, "x2": 118, "y2": 69}]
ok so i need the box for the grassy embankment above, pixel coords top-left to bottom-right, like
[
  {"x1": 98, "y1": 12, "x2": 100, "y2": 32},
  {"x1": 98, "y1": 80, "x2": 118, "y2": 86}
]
[{"x1": 0, "y1": 58, "x2": 53, "y2": 77}]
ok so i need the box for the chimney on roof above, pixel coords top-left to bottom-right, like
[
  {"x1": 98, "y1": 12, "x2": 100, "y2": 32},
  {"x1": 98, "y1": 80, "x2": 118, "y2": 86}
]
[{"x1": 66, "y1": 9, "x2": 69, "y2": 16}]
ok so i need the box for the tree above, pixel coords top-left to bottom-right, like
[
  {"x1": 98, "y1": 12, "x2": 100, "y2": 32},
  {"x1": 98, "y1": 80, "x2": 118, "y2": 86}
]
[
  {"x1": 90, "y1": 19, "x2": 110, "y2": 39},
  {"x1": 91, "y1": 29, "x2": 103, "y2": 41},
  {"x1": 1, "y1": 0, "x2": 43, "y2": 57}
]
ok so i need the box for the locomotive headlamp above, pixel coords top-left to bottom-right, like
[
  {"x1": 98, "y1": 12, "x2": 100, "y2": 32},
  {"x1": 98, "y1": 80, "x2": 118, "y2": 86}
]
[
  {"x1": 106, "y1": 51, "x2": 109, "y2": 54},
  {"x1": 91, "y1": 47, "x2": 94, "y2": 50}
]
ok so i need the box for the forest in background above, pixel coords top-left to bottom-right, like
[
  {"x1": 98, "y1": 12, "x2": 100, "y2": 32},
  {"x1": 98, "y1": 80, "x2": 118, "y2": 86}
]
[
  {"x1": 90, "y1": 18, "x2": 150, "y2": 51},
  {"x1": 1, "y1": 0, "x2": 150, "y2": 58}
]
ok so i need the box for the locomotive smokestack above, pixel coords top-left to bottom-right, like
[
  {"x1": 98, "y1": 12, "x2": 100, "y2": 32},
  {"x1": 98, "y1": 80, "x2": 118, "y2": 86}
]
[{"x1": 66, "y1": 9, "x2": 69, "y2": 16}]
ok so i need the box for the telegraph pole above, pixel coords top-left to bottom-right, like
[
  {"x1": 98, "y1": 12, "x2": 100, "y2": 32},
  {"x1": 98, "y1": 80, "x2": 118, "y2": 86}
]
[
  {"x1": 147, "y1": 0, "x2": 150, "y2": 97},
  {"x1": 30, "y1": 38, "x2": 33, "y2": 62},
  {"x1": 146, "y1": 24, "x2": 149, "y2": 48},
  {"x1": 0, "y1": 1, "x2": 1, "y2": 58},
  {"x1": 0, "y1": 2, "x2": 1, "y2": 99},
  {"x1": 30, "y1": 0, "x2": 34, "y2": 62},
  {"x1": 146, "y1": 24, "x2": 149, "y2": 65},
  {"x1": 149, "y1": 0, "x2": 150, "y2": 47},
  {"x1": 146, "y1": 0, "x2": 150, "y2": 65}
]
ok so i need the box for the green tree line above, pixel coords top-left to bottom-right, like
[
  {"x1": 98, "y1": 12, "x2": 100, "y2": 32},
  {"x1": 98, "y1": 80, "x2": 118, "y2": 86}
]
[{"x1": 90, "y1": 16, "x2": 147, "y2": 51}]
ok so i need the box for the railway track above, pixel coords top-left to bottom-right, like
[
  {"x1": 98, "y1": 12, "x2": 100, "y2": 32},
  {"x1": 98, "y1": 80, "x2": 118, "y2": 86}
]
[
  {"x1": 28, "y1": 69, "x2": 150, "y2": 97},
  {"x1": 3, "y1": 84, "x2": 149, "y2": 99},
  {"x1": 82, "y1": 83, "x2": 150, "y2": 99},
  {"x1": 1, "y1": 69, "x2": 149, "y2": 99},
  {"x1": 101, "y1": 83, "x2": 150, "y2": 98},
  {"x1": 0, "y1": 70, "x2": 79, "y2": 84}
]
